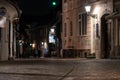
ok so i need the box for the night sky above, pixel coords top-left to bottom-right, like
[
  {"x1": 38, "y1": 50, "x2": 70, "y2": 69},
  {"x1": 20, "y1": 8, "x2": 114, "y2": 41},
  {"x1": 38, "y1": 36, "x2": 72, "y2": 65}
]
[{"x1": 18, "y1": 0, "x2": 61, "y2": 24}]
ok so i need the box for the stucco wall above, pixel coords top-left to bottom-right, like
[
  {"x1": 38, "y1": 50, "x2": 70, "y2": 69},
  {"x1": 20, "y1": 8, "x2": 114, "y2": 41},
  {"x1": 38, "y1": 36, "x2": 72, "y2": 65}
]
[{"x1": 0, "y1": 0, "x2": 19, "y2": 60}]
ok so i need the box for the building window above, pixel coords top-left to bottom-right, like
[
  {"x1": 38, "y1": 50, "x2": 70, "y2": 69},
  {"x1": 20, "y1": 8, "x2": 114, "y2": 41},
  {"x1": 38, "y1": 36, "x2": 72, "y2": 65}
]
[
  {"x1": 70, "y1": 21, "x2": 73, "y2": 36},
  {"x1": 64, "y1": 23, "x2": 67, "y2": 37},
  {"x1": 78, "y1": 21, "x2": 81, "y2": 35},
  {"x1": 82, "y1": 13, "x2": 87, "y2": 35},
  {"x1": 78, "y1": 13, "x2": 87, "y2": 36}
]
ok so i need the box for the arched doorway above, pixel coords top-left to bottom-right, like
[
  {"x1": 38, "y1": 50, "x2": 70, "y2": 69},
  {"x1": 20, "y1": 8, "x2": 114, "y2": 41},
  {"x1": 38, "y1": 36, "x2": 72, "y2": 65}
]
[{"x1": 101, "y1": 14, "x2": 110, "y2": 58}]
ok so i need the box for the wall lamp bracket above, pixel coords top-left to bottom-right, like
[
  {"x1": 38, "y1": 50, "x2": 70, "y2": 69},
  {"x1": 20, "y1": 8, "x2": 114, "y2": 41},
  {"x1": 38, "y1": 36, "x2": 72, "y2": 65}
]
[{"x1": 87, "y1": 13, "x2": 97, "y2": 19}]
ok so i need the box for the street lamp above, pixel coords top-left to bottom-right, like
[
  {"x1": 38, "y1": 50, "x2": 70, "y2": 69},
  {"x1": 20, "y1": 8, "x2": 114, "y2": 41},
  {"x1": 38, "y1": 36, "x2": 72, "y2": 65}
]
[
  {"x1": 85, "y1": 5, "x2": 91, "y2": 13},
  {"x1": 85, "y1": 5, "x2": 97, "y2": 18}
]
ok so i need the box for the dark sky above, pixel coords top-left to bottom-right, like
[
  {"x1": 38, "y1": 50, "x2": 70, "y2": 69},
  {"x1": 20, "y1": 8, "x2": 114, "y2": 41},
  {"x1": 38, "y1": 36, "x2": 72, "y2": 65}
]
[
  {"x1": 18, "y1": 0, "x2": 61, "y2": 25},
  {"x1": 18, "y1": 0, "x2": 61, "y2": 19},
  {"x1": 17, "y1": 0, "x2": 61, "y2": 37},
  {"x1": 18, "y1": 0, "x2": 62, "y2": 36}
]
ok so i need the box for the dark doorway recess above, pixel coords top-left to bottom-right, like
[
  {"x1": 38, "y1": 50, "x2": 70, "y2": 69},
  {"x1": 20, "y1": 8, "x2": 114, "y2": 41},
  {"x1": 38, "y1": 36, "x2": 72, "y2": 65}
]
[{"x1": 101, "y1": 14, "x2": 110, "y2": 58}]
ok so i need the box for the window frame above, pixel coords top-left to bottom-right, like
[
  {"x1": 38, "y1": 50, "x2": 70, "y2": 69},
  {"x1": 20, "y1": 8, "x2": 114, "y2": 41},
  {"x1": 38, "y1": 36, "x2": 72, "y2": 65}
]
[
  {"x1": 78, "y1": 13, "x2": 87, "y2": 36},
  {"x1": 70, "y1": 21, "x2": 73, "y2": 36}
]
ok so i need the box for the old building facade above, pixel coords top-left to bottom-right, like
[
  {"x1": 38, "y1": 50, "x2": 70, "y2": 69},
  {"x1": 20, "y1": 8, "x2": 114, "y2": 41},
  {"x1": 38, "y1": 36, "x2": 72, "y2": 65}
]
[
  {"x1": 0, "y1": 0, "x2": 20, "y2": 60},
  {"x1": 61, "y1": 0, "x2": 113, "y2": 58},
  {"x1": 106, "y1": 0, "x2": 120, "y2": 58}
]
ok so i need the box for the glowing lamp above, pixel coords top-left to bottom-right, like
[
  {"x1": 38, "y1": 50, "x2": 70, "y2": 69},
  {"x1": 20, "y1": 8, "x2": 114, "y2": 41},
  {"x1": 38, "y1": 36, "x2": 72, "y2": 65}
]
[{"x1": 85, "y1": 5, "x2": 91, "y2": 13}]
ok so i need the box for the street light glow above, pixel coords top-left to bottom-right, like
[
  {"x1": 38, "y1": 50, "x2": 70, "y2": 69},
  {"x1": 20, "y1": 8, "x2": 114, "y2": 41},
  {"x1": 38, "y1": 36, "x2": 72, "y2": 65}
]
[
  {"x1": 51, "y1": 28, "x2": 55, "y2": 33},
  {"x1": 32, "y1": 43, "x2": 36, "y2": 48},
  {"x1": 93, "y1": 6, "x2": 100, "y2": 14},
  {"x1": 52, "y1": 2, "x2": 56, "y2": 6},
  {"x1": 85, "y1": 5, "x2": 91, "y2": 13}
]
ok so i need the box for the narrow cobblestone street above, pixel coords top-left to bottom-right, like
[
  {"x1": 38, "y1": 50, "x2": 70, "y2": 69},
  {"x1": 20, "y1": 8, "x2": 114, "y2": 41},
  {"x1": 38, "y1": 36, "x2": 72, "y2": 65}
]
[{"x1": 0, "y1": 58, "x2": 120, "y2": 80}]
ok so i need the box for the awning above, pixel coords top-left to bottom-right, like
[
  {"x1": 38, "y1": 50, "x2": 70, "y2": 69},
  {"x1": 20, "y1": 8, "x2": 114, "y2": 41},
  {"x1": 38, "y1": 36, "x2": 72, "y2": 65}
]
[{"x1": 105, "y1": 12, "x2": 120, "y2": 19}]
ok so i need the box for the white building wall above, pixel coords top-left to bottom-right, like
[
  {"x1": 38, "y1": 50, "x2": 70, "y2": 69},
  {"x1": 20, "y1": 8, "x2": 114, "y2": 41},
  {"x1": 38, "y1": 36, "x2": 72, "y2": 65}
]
[
  {"x1": 0, "y1": 0, "x2": 19, "y2": 60},
  {"x1": 0, "y1": 23, "x2": 9, "y2": 60}
]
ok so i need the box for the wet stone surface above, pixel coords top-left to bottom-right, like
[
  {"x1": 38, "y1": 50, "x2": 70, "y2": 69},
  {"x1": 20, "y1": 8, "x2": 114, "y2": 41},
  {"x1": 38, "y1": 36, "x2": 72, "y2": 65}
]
[{"x1": 0, "y1": 59, "x2": 120, "y2": 80}]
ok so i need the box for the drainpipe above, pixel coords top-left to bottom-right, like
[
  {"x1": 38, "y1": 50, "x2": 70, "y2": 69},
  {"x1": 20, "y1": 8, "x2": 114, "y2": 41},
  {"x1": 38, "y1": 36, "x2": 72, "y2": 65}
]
[{"x1": 9, "y1": 20, "x2": 14, "y2": 60}]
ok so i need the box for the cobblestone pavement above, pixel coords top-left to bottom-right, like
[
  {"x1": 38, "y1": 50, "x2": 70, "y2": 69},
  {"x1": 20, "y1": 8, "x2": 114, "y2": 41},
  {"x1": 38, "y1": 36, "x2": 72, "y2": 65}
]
[
  {"x1": 63, "y1": 59, "x2": 120, "y2": 80},
  {"x1": 0, "y1": 58, "x2": 120, "y2": 80}
]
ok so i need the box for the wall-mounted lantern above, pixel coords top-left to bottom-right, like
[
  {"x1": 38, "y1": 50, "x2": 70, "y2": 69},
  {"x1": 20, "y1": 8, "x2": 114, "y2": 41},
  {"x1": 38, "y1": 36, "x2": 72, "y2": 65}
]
[
  {"x1": 85, "y1": 5, "x2": 100, "y2": 38},
  {"x1": 85, "y1": 5, "x2": 97, "y2": 18},
  {"x1": 85, "y1": 5, "x2": 91, "y2": 13}
]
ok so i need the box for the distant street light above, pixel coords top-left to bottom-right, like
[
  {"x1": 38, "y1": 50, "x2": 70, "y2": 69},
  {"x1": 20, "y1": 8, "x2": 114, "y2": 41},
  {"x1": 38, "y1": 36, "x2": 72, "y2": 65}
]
[
  {"x1": 52, "y1": 1, "x2": 56, "y2": 6},
  {"x1": 51, "y1": 28, "x2": 55, "y2": 33},
  {"x1": 32, "y1": 43, "x2": 36, "y2": 49}
]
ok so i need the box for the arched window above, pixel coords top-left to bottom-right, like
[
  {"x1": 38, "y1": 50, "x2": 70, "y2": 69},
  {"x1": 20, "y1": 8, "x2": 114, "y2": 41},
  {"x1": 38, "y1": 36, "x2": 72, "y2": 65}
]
[{"x1": 0, "y1": 7, "x2": 6, "y2": 16}]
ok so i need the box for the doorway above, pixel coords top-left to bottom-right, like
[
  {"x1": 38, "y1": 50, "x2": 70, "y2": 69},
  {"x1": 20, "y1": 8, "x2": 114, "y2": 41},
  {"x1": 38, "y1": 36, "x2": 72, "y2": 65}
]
[{"x1": 101, "y1": 14, "x2": 110, "y2": 58}]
